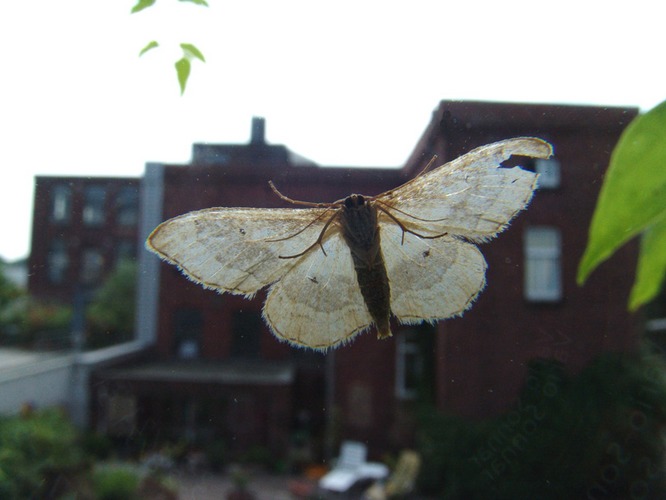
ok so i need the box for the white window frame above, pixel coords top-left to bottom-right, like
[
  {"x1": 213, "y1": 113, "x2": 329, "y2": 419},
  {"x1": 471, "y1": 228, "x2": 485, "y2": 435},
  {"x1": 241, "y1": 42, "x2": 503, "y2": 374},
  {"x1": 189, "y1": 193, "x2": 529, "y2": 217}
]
[
  {"x1": 524, "y1": 226, "x2": 562, "y2": 302},
  {"x1": 534, "y1": 158, "x2": 561, "y2": 189}
]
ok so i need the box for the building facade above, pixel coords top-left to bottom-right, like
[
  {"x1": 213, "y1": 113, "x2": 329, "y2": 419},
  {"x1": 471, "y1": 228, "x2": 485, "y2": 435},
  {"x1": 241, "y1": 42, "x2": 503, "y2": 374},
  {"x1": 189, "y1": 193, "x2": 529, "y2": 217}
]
[
  {"x1": 29, "y1": 176, "x2": 140, "y2": 302},
  {"x1": 29, "y1": 103, "x2": 643, "y2": 462},
  {"x1": 406, "y1": 102, "x2": 640, "y2": 419}
]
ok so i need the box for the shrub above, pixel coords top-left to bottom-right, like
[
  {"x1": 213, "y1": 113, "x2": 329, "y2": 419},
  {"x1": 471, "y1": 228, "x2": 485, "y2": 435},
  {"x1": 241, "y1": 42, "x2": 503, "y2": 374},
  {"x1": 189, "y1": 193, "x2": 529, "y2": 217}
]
[
  {"x1": 92, "y1": 464, "x2": 140, "y2": 500},
  {"x1": 417, "y1": 352, "x2": 666, "y2": 499},
  {"x1": 0, "y1": 408, "x2": 88, "y2": 498}
]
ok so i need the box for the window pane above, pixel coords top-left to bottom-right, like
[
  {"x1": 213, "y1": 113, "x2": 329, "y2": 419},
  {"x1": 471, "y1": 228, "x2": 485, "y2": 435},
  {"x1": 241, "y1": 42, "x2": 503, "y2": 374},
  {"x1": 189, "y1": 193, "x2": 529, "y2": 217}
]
[
  {"x1": 231, "y1": 310, "x2": 262, "y2": 359},
  {"x1": 173, "y1": 308, "x2": 203, "y2": 360},
  {"x1": 396, "y1": 329, "x2": 422, "y2": 399},
  {"x1": 80, "y1": 248, "x2": 105, "y2": 285},
  {"x1": 116, "y1": 186, "x2": 139, "y2": 226},
  {"x1": 83, "y1": 186, "x2": 106, "y2": 226},
  {"x1": 51, "y1": 184, "x2": 72, "y2": 223},
  {"x1": 535, "y1": 158, "x2": 561, "y2": 189},
  {"x1": 47, "y1": 239, "x2": 69, "y2": 284},
  {"x1": 524, "y1": 226, "x2": 562, "y2": 302}
]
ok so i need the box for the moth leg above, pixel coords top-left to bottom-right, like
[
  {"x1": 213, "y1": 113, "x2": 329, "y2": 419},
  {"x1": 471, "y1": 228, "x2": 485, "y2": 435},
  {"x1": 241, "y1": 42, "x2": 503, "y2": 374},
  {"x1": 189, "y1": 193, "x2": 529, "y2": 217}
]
[
  {"x1": 267, "y1": 208, "x2": 333, "y2": 242},
  {"x1": 377, "y1": 205, "x2": 448, "y2": 245},
  {"x1": 375, "y1": 197, "x2": 466, "y2": 223},
  {"x1": 278, "y1": 211, "x2": 340, "y2": 259}
]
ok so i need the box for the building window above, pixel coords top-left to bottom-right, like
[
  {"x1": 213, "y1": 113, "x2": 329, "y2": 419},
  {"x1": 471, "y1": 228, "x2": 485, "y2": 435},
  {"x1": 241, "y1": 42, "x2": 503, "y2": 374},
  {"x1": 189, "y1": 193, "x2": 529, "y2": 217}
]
[
  {"x1": 47, "y1": 239, "x2": 69, "y2": 284},
  {"x1": 50, "y1": 184, "x2": 72, "y2": 224},
  {"x1": 116, "y1": 240, "x2": 136, "y2": 264},
  {"x1": 116, "y1": 186, "x2": 139, "y2": 226},
  {"x1": 396, "y1": 329, "x2": 423, "y2": 400},
  {"x1": 231, "y1": 310, "x2": 262, "y2": 359},
  {"x1": 524, "y1": 226, "x2": 562, "y2": 302},
  {"x1": 80, "y1": 248, "x2": 105, "y2": 285},
  {"x1": 534, "y1": 158, "x2": 561, "y2": 189},
  {"x1": 83, "y1": 186, "x2": 106, "y2": 226},
  {"x1": 173, "y1": 308, "x2": 202, "y2": 360}
]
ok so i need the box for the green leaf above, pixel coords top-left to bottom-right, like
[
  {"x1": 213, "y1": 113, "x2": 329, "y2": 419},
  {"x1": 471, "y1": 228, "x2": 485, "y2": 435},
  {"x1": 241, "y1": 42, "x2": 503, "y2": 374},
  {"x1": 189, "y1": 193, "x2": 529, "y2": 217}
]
[
  {"x1": 131, "y1": 0, "x2": 157, "y2": 14},
  {"x1": 577, "y1": 100, "x2": 666, "y2": 290},
  {"x1": 138, "y1": 40, "x2": 159, "y2": 57},
  {"x1": 180, "y1": 43, "x2": 206, "y2": 62},
  {"x1": 629, "y1": 215, "x2": 666, "y2": 310},
  {"x1": 179, "y1": 0, "x2": 209, "y2": 5},
  {"x1": 175, "y1": 57, "x2": 191, "y2": 95}
]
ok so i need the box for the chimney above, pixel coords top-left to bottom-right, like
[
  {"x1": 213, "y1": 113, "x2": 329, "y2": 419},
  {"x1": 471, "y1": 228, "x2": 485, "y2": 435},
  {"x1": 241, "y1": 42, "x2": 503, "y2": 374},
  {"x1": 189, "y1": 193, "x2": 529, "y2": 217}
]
[{"x1": 250, "y1": 117, "x2": 266, "y2": 145}]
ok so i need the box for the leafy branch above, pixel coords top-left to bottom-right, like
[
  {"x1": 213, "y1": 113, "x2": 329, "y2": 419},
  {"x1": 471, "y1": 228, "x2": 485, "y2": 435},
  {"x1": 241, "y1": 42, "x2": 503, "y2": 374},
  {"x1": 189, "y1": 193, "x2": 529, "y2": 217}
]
[
  {"x1": 578, "y1": 100, "x2": 666, "y2": 310},
  {"x1": 132, "y1": 0, "x2": 208, "y2": 94}
]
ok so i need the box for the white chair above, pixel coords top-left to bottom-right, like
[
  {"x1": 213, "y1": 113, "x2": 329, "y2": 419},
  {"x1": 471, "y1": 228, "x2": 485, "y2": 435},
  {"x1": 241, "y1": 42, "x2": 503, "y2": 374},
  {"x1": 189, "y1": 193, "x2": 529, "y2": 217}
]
[{"x1": 319, "y1": 441, "x2": 389, "y2": 493}]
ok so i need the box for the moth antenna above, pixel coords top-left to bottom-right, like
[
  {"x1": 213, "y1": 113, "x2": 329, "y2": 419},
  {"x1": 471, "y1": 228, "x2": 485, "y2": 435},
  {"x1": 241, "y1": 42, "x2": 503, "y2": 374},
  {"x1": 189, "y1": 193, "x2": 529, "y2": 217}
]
[
  {"x1": 268, "y1": 180, "x2": 328, "y2": 208},
  {"x1": 415, "y1": 154, "x2": 439, "y2": 178}
]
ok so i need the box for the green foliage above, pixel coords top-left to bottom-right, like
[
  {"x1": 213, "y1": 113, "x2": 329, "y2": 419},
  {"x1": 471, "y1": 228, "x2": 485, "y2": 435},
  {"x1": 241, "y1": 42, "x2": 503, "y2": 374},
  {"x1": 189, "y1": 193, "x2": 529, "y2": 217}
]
[
  {"x1": 578, "y1": 100, "x2": 666, "y2": 310},
  {"x1": 130, "y1": 0, "x2": 156, "y2": 14},
  {"x1": 175, "y1": 43, "x2": 206, "y2": 94},
  {"x1": 0, "y1": 408, "x2": 89, "y2": 499},
  {"x1": 131, "y1": 0, "x2": 208, "y2": 94},
  {"x1": 204, "y1": 439, "x2": 227, "y2": 471},
  {"x1": 175, "y1": 57, "x2": 191, "y2": 95},
  {"x1": 3, "y1": 298, "x2": 73, "y2": 348},
  {"x1": 180, "y1": 43, "x2": 206, "y2": 62},
  {"x1": 86, "y1": 260, "x2": 136, "y2": 349},
  {"x1": 417, "y1": 352, "x2": 666, "y2": 499},
  {"x1": 138, "y1": 40, "x2": 159, "y2": 57},
  {"x1": 81, "y1": 431, "x2": 113, "y2": 461},
  {"x1": 92, "y1": 464, "x2": 140, "y2": 500},
  {"x1": 0, "y1": 264, "x2": 25, "y2": 344},
  {"x1": 0, "y1": 263, "x2": 22, "y2": 310}
]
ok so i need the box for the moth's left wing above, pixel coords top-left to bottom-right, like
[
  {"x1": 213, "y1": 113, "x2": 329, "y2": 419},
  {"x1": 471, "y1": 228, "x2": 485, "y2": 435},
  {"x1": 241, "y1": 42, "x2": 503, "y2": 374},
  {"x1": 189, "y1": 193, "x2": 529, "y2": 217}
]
[
  {"x1": 263, "y1": 227, "x2": 374, "y2": 350},
  {"x1": 146, "y1": 206, "x2": 331, "y2": 297},
  {"x1": 381, "y1": 224, "x2": 487, "y2": 323},
  {"x1": 379, "y1": 137, "x2": 552, "y2": 241}
]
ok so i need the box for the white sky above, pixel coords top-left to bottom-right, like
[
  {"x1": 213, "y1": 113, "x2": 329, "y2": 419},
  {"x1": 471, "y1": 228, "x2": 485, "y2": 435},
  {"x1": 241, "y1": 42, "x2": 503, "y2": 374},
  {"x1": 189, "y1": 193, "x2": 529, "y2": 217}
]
[{"x1": 0, "y1": 1, "x2": 664, "y2": 262}]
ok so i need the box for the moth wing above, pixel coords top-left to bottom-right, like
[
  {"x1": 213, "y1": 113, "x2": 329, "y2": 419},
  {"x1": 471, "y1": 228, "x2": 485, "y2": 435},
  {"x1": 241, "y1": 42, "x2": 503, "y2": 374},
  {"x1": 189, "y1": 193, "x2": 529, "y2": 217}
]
[
  {"x1": 380, "y1": 137, "x2": 552, "y2": 241},
  {"x1": 146, "y1": 207, "x2": 332, "y2": 297},
  {"x1": 381, "y1": 223, "x2": 487, "y2": 323},
  {"x1": 263, "y1": 228, "x2": 373, "y2": 350}
]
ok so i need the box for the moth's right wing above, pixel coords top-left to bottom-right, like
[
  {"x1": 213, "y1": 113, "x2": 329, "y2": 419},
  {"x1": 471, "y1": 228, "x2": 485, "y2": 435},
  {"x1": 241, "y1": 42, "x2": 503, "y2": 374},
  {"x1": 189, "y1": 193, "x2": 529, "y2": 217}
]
[
  {"x1": 146, "y1": 206, "x2": 333, "y2": 297},
  {"x1": 378, "y1": 137, "x2": 551, "y2": 241}
]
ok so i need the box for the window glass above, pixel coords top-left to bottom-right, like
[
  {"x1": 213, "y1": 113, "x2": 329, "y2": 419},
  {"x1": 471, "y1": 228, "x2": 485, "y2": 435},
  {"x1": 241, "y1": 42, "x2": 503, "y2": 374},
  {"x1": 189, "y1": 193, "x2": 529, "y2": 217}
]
[
  {"x1": 173, "y1": 308, "x2": 203, "y2": 359},
  {"x1": 116, "y1": 186, "x2": 139, "y2": 226},
  {"x1": 83, "y1": 186, "x2": 106, "y2": 226},
  {"x1": 231, "y1": 310, "x2": 262, "y2": 358},
  {"x1": 396, "y1": 329, "x2": 423, "y2": 399},
  {"x1": 535, "y1": 158, "x2": 561, "y2": 189},
  {"x1": 524, "y1": 226, "x2": 562, "y2": 302},
  {"x1": 80, "y1": 248, "x2": 105, "y2": 285},
  {"x1": 51, "y1": 184, "x2": 72, "y2": 223},
  {"x1": 47, "y1": 239, "x2": 69, "y2": 284}
]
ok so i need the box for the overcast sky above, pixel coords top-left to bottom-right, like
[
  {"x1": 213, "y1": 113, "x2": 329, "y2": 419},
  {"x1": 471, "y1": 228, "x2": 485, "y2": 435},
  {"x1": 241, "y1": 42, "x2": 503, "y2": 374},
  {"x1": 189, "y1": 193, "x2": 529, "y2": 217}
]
[{"x1": 0, "y1": 1, "x2": 664, "y2": 262}]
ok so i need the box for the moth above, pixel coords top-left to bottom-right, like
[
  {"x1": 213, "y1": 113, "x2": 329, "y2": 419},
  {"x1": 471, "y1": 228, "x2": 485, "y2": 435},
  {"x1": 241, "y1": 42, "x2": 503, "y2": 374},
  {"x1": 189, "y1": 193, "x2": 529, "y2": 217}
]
[{"x1": 147, "y1": 137, "x2": 552, "y2": 350}]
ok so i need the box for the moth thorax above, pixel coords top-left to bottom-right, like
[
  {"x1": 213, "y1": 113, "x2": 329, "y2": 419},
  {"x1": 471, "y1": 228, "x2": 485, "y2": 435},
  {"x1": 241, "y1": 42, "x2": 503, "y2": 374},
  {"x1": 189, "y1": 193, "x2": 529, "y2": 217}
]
[{"x1": 344, "y1": 194, "x2": 365, "y2": 209}]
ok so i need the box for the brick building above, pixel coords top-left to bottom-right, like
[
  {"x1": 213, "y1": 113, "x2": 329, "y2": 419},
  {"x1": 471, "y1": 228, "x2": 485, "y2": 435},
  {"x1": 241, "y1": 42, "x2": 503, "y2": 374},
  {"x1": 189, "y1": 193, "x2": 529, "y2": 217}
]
[
  {"x1": 29, "y1": 102, "x2": 642, "y2": 461},
  {"x1": 28, "y1": 176, "x2": 140, "y2": 303}
]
